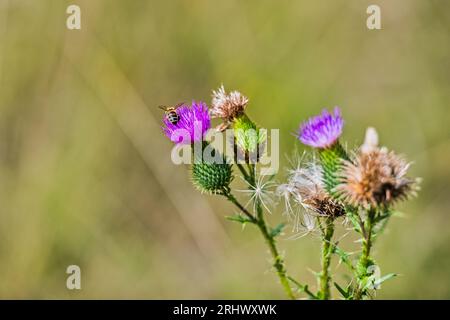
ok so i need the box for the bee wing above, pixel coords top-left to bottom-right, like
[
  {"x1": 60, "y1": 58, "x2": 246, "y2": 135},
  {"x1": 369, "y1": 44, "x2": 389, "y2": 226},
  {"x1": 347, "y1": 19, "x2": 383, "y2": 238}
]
[
  {"x1": 158, "y1": 105, "x2": 168, "y2": 111},
  {"x1": 173, "y1": 102, "x2": 185, "y2": 109}
]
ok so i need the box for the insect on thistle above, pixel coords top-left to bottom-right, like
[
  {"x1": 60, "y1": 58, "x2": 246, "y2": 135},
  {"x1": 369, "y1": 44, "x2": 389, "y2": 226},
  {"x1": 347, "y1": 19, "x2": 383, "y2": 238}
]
[{"x1": 158, "y1": 102, "x2": 184, "y2": 125}]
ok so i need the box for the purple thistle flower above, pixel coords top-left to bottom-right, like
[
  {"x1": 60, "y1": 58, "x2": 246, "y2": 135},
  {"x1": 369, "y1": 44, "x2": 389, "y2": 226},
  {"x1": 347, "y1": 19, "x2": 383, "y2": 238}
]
[
  {"x1": 298, "y1": 107, "x2": 344, "y2": 149},
  {"x1": 162, "y1": 101, "x2": 211, "y2": 145}
]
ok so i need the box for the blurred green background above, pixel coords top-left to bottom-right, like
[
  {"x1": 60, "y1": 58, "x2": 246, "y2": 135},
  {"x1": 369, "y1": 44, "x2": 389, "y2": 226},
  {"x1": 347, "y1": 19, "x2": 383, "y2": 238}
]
[{"x1": 0, "y1": 0, "x2": 449, "y2": 299}]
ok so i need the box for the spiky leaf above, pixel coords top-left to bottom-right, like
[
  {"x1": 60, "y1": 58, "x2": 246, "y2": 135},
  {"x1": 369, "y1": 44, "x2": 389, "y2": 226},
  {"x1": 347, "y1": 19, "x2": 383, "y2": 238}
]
[
  {"x1": 270, "y1": 223, "x2": 286, "y2": 238},
  {"x1": 334, "y1": 282, "x2": 350, "y2": 299},
  {"x1": 366, "y1": 273, "x2": 397, "y2": 290},
  {"x1": 288, "y1": 277, "x2": 318, "y2": 300},
  {"x1": 226, "y1": 214, "x2": 254, "y2": 225},
  {"x1": 333, "y1": 245, "x2": 355, "y2": 271}
]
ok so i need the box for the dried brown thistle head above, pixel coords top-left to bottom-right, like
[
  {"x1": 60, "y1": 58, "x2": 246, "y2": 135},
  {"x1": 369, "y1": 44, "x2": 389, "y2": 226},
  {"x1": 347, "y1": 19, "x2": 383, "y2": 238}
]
[{"x1": 337, "y1": 127, "x2": 418, "y2": 209}]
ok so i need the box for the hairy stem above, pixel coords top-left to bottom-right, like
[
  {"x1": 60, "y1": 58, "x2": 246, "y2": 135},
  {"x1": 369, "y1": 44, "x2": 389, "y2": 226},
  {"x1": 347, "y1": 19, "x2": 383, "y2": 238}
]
[
  {"x1": 256, "y1": 198, "x2": 295, "y2": 299},
  {"x1": 225, "y1": 164, "x2": 295, "y2": 299},
  {"x1": 224, "y1": 191, "x2": 295, "y2": 299},
  {"x1": 236, "y1": 163, "x2": 250, "y2": 181},
  {"x1": 224, "y1": 192, "x2": 256, "y2": 223},
  {"x1": 318, "y1": 217, "x2": 334, "y2": 300},
  {"x1": 250, "y1": 163, "x2": 294, "y2": 299},
  {"x1": 354, "y1": 209, "x2": 375, "y2": 300}
]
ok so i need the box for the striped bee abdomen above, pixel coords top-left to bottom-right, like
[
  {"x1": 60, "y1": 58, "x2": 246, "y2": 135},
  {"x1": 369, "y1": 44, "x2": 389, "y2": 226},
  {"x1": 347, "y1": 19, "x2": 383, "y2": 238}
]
[{"x1": 167, "y1": 111, "x2": 180, "y2": 125}]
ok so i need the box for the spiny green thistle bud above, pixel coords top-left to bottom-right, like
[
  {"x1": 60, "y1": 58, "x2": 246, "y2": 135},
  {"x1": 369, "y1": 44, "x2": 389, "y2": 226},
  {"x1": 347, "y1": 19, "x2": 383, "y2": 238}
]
[
  {"x1": 232, "y1": 114, "x2": 266, "y2": 154},
  {"x1": 319, "y1": 143, "x2": 349, "y2": 194},
  {"x1": 297, "y1": 107, "x2": 348, "y2": 195},
  {"x1": 191, "y1": 143, "x2": 233, "y2": 194},
  {"x1": 192, "y1": 161, "x2": 233, "y2": 194}
]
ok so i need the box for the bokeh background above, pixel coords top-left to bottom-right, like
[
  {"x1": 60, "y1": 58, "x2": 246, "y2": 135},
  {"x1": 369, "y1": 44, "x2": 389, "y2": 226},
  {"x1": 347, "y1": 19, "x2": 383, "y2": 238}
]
[{"x1": 0, "y1": 0, "x2": 449, "y2": 299}]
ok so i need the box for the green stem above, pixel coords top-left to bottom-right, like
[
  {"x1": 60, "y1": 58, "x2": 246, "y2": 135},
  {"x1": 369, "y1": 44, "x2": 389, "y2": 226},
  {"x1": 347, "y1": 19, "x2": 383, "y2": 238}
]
[
  {"x1": 318, "y1": 217, "x2": 334, "y2": 300},
  {"x1": 224, "y1": 192, "x2": 257, "y2": 223},
  {"x1": 315, "y1": 143, "x2": 348, "y2": 299},
  {"x1": 225, "y1": 164, "x2": 295, "y2": 299},
  {"x1": 225, "y1": 191, "x2": 295, "y2": 299},
  {"x1": 255, "y1": 199, "x2": 295, "y2": 300},
  {"x1": 354, "y1": 209, "x2": 375, "y2": 300},
  {"x1": 250, "y1": 163, "x2": 295, "y2": 300},
  {"x1": 236, "y1": 163, "x2": 250, "y2": 181}
]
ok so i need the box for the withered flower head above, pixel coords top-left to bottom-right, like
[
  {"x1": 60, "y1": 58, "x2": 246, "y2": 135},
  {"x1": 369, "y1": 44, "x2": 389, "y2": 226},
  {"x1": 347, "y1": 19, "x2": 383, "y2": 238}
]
[
  {"x1": 277, "y1": 158, "x2": 345, "y2": 219},
  {"x1": 338, "y1": 128, "x2": 418, "y2": 208},
  {"x1": 211, "y1": 85, "x2": 249, "y2": 127}
]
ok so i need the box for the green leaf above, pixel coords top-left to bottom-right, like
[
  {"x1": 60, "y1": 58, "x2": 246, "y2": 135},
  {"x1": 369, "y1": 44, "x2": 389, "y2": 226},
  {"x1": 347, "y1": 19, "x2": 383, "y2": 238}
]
[
  {"x1": 345, "y1": 282, "x2": 355, "y2": 300},
  {"x1": 391, "y1": 210, "x2": 406, "y2": 218},
  {"x1": 375, "y1": 212, "x2": 390, "y2": 221},
  {"x1": 333, "y1": 245, "x2": 355, "y2": 272},
  {"x1": 288, "y1": 277, "x2": 318, "y2": 300},
  {"x1": 346, "y1": 209, "x2": 362, "y2": 234},
  {"x1": 334, "y1": 282, "x2": 349, "y2": 299},
  {"x1": 270, "y1": 223, "x2": 286, "y2": 238},
  {"x1": 360, "y1": 276, "x2": 370, "y2": 291},
  {"x1": 226, "y1": 214, "x2": 254, "y2": 225},
  {"x1": 373, "y1": 211, "x2": 394, "y2": 240},
  {"x1": 363, "y1": 273, "x2": 397, "y2": 291},
  {"x1": 374, "y1": 273, "x2": 397, "y2": 287}
]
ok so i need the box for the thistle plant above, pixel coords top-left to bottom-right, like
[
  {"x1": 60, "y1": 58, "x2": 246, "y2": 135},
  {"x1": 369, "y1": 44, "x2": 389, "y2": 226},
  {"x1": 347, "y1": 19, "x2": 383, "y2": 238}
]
[
  {"x1": 162, "y1": 101, "x2": 233, "y2": 194},
  {"x1": 160, "y1": 91, "x2": 419, "y2": 300},
  {"x1": 161, "y1": 89, "x2": 295, "y2": 299},
  {"x1": 336, "y1": 127, "x2": 419, "y2": 299},
  {"x1": 279, "y1": 108, "x2": 419, "y2": 300},
  {"x1": 292, "y1": 107, "x2": 347, "y2": 300}
]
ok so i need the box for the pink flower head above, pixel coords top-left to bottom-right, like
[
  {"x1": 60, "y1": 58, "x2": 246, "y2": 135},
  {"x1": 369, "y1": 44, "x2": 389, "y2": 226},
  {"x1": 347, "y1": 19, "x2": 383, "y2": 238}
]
[
  {"x1": 298, "y1": 107, "x2": 344, "y2": 148},
  {"x1": 162, "y1": 101, "x2": 211, "y2": 145}
]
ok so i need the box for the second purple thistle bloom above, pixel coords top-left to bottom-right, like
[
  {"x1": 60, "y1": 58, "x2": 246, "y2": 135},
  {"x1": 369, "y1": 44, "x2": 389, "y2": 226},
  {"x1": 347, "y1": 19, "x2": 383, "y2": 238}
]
[{"x1": 298, "y1": 107, "x2": 344, "y2": 149}]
